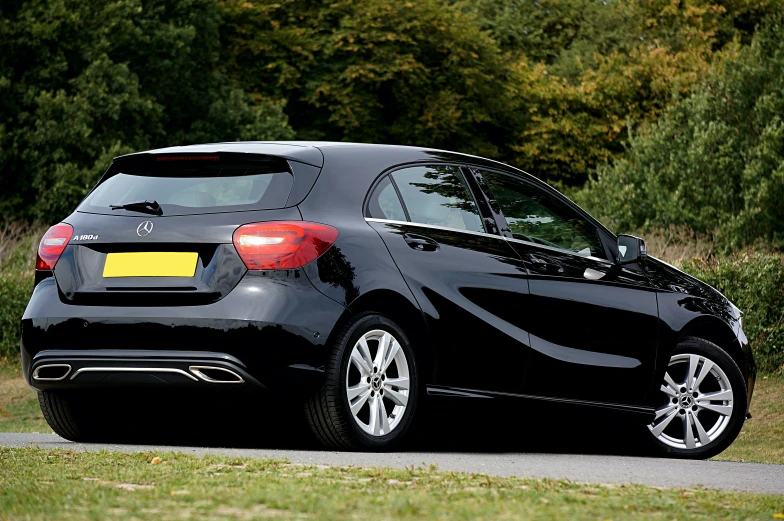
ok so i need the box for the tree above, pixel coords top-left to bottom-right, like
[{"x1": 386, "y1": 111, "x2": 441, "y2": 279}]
[
  {"x1": 575, "y1": 20, "x2": 784, "y2": 251},
  {"x1": 0, "y1": 0, "x2": 293, "y2": 222}
]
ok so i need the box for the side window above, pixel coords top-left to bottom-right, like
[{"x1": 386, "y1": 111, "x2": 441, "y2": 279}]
[
  {"x1": 390, "y1": 166, "x2": 484, "y2": 233},
  {"x1": 480, "y1": 170, "x2": 606, "y2": 259},
  {"x1": 366, "y1": 176, "x2": 407, "y2": 221}
]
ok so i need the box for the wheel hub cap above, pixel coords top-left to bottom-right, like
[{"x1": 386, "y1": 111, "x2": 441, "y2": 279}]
[{"x1": 679, "y1": 394, "x2": 694, "y2": 408}]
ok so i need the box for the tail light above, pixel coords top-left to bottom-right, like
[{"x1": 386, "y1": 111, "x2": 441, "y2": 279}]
[
  {"x1": 36, "y1": 223, "x2": 74, "y2": 270},
  {"x1": 233, "y1": 221, "x2": 339, "y2": 270}
]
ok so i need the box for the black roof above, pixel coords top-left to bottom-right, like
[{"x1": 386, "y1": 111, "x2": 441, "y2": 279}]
[{"x1": 116, "y1": 141, "x2": 525, "y2": 174}]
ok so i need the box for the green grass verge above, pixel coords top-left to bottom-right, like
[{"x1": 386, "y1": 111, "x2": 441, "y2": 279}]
[
  {"x1": 715, "y1": 375, "x2": 784, "y2": 464},
  {"x1": 1, "y1": 366, "x2": 783, "y2": 463},
  {"x1": 1, "y1": 448, "x2": 783, "y2": 521},
  {"x1": 0, "y1": 367, "x2": 48, "y2": 433}
]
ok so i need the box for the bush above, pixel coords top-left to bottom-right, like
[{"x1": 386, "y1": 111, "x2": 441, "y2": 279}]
[
  {"x1": 0, "y1": 223, "x2": 40, "y2": 362},
  {"x1": 0, "y1": 273, "x2": 32, "y2": 361},
  {"x1": 575, "y1": 20, "x2": 784, "y2": 252},
  {"x1": 682, "y1": 253, "x2": 784, "y2": 374}
]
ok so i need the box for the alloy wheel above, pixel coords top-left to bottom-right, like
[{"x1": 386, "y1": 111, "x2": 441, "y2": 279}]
[
  {"x1": 345, "y1": 329, "x2": 411, "y2": 436},
  {"x1": 648, "y1": 353, "x2": 734, "y2": 450}
]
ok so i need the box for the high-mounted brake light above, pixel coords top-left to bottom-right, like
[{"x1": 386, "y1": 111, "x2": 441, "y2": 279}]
[
  {"x1": 156, "y1": 155, "x2": 219, "y2": 161},
  {"x1": 36, "y1": 223, "x2": 74, "y2": 270},
  {"x1": 233, "y1": 221, "x2": 339, "y2": 270}
]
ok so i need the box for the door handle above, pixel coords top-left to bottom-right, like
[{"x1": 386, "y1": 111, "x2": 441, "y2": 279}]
[
  {"x1": 403, "y1": 233, "x2": 439, "y2": 252},
  {"x1": 528, "y1": 254, "x2": 564, "y2": 274},
  {"x1": 583, "y1": 267, "x2": 606, "y2": 280}
]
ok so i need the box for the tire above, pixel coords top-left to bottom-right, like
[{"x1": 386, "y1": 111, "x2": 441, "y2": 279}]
[
  {"x1": 38, "y1": 390, "x2": 107, "y2": 442},
  {"x1": 304, "y1": 313, "x2": 419, "y2": 450},
  {"x1": 645, "y1": 337, "x2": 747, "y2": 459}
]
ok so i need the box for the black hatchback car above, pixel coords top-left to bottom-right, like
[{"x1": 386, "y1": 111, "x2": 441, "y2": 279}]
[{"x1": 21, "y1": 142, "x2": 754, "y2": 458}]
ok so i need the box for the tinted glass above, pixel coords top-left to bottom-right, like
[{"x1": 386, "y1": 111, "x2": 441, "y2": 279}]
[
  {"x1": 80, "y1": 156, "x2": 293, "y2": 216},
  {"x1": 481, "y1": 171, "x2": 606, "y2": 259},
  {"x1": 391, "y1": 166, "x2": 483, "y2": 233},
  {"x1": 366, "y1": 176, "x2": 407, "y2": 221}
]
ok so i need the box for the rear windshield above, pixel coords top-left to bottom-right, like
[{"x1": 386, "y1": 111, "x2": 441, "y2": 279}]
[{"x1": 79, "y1": 154, "x2": 294, "y2": 216}]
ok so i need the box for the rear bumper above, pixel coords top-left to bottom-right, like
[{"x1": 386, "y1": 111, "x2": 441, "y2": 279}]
[
  {"x1": 21, "y1": 271, "x2": 346, "y2": 392},
  {"x1": 29, "y1": 349, "x2": 262, "y2": 390}
]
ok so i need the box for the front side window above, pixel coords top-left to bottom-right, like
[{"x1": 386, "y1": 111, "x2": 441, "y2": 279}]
[
  {"x1": 390, "y1": 166, "x2": 484, "y2": 233},
  {"x1": 480, "y1": 170, "x2": 606, "y2": 259}
]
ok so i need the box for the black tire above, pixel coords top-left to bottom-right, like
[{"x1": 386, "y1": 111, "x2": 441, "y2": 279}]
[
  {"x1": 645, "y1": 337, "x2": 747, "y2": 459},
  {"x1": 304, "y1": 313, "x2": 419, "y2": 450},
  {"x1": 38, "y1": 391, "x2": 107, "y2": 442}
]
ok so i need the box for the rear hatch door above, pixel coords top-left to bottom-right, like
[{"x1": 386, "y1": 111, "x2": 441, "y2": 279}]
[{"x1": 54, "y1": 152, "x2": 318, "y2": 305}]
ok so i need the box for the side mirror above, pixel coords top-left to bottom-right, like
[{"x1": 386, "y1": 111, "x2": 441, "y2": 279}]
[{"x1": 617, "y1": 234, "x2": 647, "y2": 264}]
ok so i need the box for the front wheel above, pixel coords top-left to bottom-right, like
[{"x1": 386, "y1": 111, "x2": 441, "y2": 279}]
[
  {"x1": 305, "y1": 314, "x2": 419, "y2": 450},
  {"x1": 646, "y1": 337, "x2": 747, "y2": 459}
]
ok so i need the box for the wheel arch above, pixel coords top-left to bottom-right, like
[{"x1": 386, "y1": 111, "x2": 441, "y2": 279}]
[
  {"x1": 677, "y1": 316, "x2": 745, "y2": 377},
  {"x1": 325, "y1": 289, "x2": 434, "y2": 383}
]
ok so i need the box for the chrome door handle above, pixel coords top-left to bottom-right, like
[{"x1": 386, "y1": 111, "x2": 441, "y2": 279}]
[{"x1": 403, "y1": 234, "x2": 439, "y2": 252}]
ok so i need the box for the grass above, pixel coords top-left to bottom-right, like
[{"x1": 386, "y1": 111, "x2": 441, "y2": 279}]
[
  {"x1": 0, "y1": 366, "x2": 48, "y2": 434},
  {"x1": 716, "y1": 375, "x2": 784, "y2": 464},
  {"x1": 1, "y1": 363, "x2": 783, "y2": 463},
  {"x1": 1, "y1": 448, "x2": 783, "y2": 521}
]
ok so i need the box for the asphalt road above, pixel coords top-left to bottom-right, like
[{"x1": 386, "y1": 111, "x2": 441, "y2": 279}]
[{"x1": 2, "y1": 433, "x2": 783, "y2": 495}]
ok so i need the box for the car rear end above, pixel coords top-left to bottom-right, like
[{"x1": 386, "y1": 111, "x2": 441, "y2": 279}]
[{"x1": 21, "y1": 147, "x2": 346, "y2": 398}]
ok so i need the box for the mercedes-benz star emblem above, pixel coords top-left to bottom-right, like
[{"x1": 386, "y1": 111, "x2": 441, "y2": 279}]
[{"x1": 136, "y1": 221, "x2": 154, "y2": 237}]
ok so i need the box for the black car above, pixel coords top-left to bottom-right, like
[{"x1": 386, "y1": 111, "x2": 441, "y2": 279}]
[{"x1": 21, "y1": 142, "x2": 754, "y2": 458}]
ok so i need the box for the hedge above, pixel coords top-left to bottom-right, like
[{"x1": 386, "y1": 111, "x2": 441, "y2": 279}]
[
  {"x1": 682, "y1": 253, "x2": 784, "y2": 374},
  {"x1": 0, "y1": 274, "x2": 32, "y2": 361}
]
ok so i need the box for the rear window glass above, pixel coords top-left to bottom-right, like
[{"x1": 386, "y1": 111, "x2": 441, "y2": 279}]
[{"x1": 79, "y1": 154, "x2": 294, "y2": 216}]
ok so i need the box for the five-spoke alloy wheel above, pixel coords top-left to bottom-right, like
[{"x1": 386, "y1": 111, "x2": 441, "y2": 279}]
[
  {"x1": 646, "y1": 338, "x2": 747, "y2": 459},
  {"x1": 305, "y1": 314, "x2": 418, "y2": 450}
]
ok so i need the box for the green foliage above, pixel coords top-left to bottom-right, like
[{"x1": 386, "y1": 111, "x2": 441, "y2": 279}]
[
  {"x1": 220, "y1": 0, "x2": 762, "y2": 185},
  {"x1": 576, "y1": 20, "x2": 784, "y2": 251},
  {"x1": 682, "y1": 253, "x2": 784, "y2": 373},
  {"x1": 0, "y1": 0, "x2": 294, "y2": 223},
  {"x1": 0, "y1": 227, "x2": 38, "y2": 361},
  {"x1": 0, "y1": 275, "x2": 31, "y2": 361}
]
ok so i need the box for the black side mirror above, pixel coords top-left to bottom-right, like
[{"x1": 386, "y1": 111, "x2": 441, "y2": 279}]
[{"x1": 617, "y1": 234, "x2": 647, "y2": 264}]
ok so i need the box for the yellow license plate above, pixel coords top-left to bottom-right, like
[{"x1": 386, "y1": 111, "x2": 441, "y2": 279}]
[{"x1": 103, "y1": 252, "x2": 198, "y2": 278}]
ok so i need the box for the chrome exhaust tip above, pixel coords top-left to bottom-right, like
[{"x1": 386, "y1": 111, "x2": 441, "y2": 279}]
[
  {"x1": 32, "y1": 364, "x2": 72, "y2": 381},
  {"x1": 188, "y1": 365, "x2": 245, "y2": 384}
]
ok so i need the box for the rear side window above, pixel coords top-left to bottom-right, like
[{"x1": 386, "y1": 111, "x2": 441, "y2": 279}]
[
  {"x1": 79, "y1": 154, "x2": 294, "y2": 216},
  {"x1": 387, "y1": 165, "x2": 484, "y2": 233},
  {"x1": 366, "y1": 176, "x2": 407, "y2": 221}
]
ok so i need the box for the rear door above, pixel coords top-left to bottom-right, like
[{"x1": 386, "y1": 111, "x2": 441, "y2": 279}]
[
  {"x1": 366, "y1": 164, "x2": 532, "y2": 393},
  {"x1": 473, "y1": 169, "x2": 659, "y2": 405}
]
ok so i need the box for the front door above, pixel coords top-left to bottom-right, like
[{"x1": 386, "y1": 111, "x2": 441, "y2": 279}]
[
  {"x1": 474, "y1": 169, "x2": 659, "y2": 405},
  {"x1": 365, "y1": 164, "x2": 532, "y2": 393}
]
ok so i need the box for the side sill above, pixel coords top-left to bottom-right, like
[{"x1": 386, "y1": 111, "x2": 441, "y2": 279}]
[{"x1": 426, "y1": 385, "x2": 655, "y2": 417}]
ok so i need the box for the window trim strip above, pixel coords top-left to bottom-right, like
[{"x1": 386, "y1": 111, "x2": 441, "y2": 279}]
[
  {"x1": 365, "y1": 218, "x2": 499, "y2": 241},
  {"x1": 365, "y1": 218, "x2": 613, "y2": 265}
]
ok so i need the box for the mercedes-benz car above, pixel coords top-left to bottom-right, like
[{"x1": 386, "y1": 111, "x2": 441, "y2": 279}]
[{"x1": 21, "y1": 142, "x2": 754, "y2": 458}]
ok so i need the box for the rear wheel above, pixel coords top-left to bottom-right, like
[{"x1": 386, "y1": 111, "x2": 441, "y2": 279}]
[
  {"x1": 305, "y1": 314, "x2": 419, "y2": 450},
  {"x1": 646, "y1": 337, "x2": 747, "y2": 459},
  {"x1": 38, "y1": 391, "x2": 108, "y2": 442}
]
